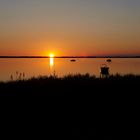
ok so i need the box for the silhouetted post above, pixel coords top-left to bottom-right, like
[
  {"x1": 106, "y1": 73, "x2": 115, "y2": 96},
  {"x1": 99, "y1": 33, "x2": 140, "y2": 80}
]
[
  {"x1": 16, "y1": 71, "x2": 19, "y2": 80},
  {"x1": 19, "y1": 73, "x2": 22, "y2": 80},
  {"x1": 53, "y1": 70, "x2": 56, "y2": 78},
  {"x1": 23, "y1": 72, "x2": 25, "y2": 80},
  {"x1": 10, "y1": 75, "x2": 13, "y2": 81}
]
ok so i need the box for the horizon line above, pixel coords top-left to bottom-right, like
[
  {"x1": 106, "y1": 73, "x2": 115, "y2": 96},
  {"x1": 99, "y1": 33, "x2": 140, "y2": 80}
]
[{"x1": 0, "y1": 55, "x2": 140, "y2": 58}]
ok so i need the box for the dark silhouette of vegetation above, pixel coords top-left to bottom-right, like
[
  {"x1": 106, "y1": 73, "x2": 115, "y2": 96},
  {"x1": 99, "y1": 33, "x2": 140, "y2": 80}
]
[
  {"x1": 1, "y1": 74, "x2": 139, "y2": 139},
  {"x1": 0, "y1": 73, "x2": 140, "y2": 96}
]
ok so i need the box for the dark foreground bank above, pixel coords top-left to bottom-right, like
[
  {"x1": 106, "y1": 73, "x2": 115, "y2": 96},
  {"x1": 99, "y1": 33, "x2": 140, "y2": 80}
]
[
  {"x1": 0, "y1": 74, "x2": 140, "y2": 96},
  {"x1": 1, "y1": 74, "x2": 139, "y2": 139}
]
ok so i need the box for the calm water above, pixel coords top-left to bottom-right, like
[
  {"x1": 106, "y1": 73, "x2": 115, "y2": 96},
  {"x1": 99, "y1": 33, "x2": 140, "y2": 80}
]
[{"x1": 0, "y1": 58, "x2": 140, "y2": 81}]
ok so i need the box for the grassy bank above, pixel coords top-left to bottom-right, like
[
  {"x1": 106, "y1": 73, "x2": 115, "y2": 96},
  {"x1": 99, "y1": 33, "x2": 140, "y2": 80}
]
[{"x1": 0, "y1": 74, "x2": 140, "y2": 96}]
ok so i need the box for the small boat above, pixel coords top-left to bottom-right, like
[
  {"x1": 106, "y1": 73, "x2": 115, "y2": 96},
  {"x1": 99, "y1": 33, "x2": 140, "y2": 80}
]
[
  {"x1": 106, "y1": 59, "x2": 112, "y2": 62},
  {"x1": 70, "y1": 59, "x2": 76, "y2": 62}
]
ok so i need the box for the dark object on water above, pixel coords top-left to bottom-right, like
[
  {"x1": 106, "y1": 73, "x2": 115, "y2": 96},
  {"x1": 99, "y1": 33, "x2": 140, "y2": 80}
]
[
  {"x1": 100, "y1": 64, "x2": 110, "y2": 78},
  {"x1": 70, "y1": 59, "x2": 76, "y2": 62},
  {"x1": 107, "y1": 59, "x2": 112, "y2": 62}
]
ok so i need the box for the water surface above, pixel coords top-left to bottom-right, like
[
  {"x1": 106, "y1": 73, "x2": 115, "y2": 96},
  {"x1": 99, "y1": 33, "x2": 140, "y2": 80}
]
[{"x1": 0, "y1": 58, "x2": 140, "y2": 81}]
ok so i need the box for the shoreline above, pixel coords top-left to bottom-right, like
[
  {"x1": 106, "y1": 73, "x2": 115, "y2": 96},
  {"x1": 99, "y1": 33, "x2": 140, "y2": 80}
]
[{"x1": 0, "y1": 74, "x2": 140, "y2": 96}]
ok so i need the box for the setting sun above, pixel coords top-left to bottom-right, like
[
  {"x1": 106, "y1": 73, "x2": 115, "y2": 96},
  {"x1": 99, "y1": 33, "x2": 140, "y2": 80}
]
[{"x1": 50, "y1": 54, "x2": 54, "y2": 58}]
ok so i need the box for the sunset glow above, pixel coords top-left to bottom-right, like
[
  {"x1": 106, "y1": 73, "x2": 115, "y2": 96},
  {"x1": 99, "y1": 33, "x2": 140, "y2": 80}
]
[
  {"x1": 50, "y1": 54, "x2": 54, "y2": 58},
  {"x1": 0, "y1": 0, "x2": 140, "y2": 56}
]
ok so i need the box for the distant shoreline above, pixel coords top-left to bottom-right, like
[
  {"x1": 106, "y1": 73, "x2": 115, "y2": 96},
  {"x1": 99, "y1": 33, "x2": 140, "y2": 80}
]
[{"x1": 0, "y1": 56, "x2": 140, "y2": 58}]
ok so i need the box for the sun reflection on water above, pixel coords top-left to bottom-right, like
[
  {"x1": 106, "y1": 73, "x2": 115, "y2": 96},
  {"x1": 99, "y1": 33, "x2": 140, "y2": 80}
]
[
  {"x1": 50, "y1": 57, "x2": 54, "y2": 67},
  {"x1": 49, "y1": 53, "x2": 54, "y2": 67}
]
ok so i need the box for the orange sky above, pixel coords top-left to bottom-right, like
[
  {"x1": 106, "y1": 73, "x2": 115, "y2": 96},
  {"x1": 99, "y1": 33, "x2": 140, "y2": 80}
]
[{"x1": 0, "y1": 0, "x2": 140, "y2": 56}]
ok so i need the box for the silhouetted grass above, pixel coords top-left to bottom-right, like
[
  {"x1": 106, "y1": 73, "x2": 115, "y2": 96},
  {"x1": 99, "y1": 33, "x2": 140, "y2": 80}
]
[{"x1": 0, "y1": 73, "x2": 140, "y2": 96}]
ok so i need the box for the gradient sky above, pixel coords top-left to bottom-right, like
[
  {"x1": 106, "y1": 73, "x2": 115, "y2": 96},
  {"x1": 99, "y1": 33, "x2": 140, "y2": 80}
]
[{"x1": 0, "y1": 0, "x2": 140, "y2": 56}]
